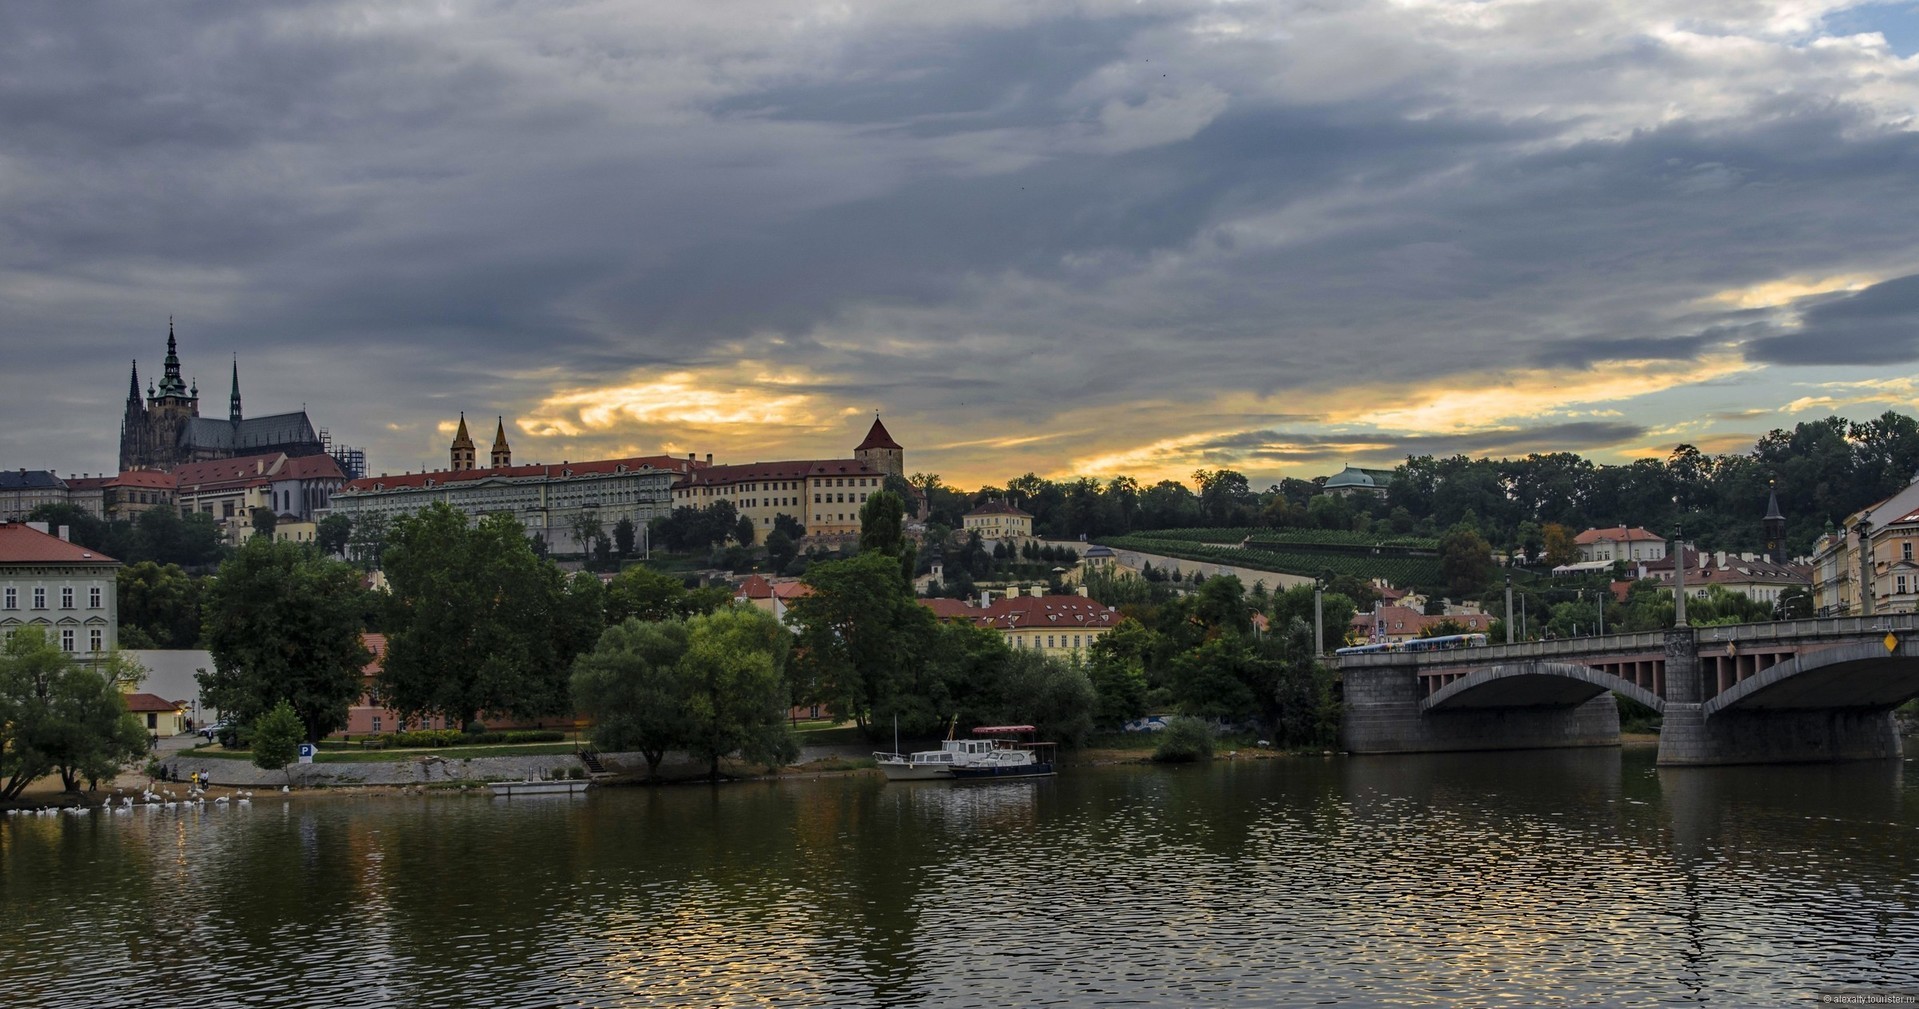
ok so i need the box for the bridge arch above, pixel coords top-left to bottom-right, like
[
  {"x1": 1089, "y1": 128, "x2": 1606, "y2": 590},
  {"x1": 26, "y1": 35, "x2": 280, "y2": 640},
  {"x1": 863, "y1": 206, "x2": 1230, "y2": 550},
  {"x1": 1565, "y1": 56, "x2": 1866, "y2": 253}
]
[
  {"x1": 1421, "y1": 661, "x2": 1666, "y2": 714},
  {"x1": 1700, "y1": 640, "x2": 1919, "y2": 718}
]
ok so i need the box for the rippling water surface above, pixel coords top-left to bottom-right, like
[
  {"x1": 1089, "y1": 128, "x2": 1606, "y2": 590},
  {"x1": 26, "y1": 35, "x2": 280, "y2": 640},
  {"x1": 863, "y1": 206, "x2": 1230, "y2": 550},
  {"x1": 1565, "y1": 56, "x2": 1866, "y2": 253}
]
[{"x1": 4, "y1": 748, "x2": 1918, "y2": 1007}]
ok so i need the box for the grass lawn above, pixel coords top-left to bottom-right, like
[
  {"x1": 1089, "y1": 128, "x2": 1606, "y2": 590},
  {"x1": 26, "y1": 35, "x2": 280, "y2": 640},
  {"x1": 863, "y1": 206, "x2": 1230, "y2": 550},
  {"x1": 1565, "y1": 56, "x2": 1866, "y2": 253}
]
[
  {"x1": 187, "y1": 742, "x2": 583, "y2": 763},
  {"x1": 792, "y1": 722, "x2": 865, "y2": 746}
]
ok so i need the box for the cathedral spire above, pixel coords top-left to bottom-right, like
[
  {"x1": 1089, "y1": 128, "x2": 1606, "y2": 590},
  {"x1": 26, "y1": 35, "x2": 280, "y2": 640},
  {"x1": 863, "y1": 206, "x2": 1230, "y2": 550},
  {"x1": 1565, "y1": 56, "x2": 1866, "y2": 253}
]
[
  {"x1": 157, "y1": 317, "x2": 189, "y2": 399},
  {"x1": 126, "y1": 360, "x2": 142, "y2": 407},
  {"x1": 229, "y1": 356, "x2": 243, "y2": 423}
]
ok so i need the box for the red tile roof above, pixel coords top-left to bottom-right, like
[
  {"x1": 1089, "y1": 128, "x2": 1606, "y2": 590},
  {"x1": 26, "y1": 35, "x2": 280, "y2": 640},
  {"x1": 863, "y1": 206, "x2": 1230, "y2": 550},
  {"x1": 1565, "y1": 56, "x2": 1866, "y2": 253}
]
[
  {"x1": 109, "y1": 470, "x2": 178, "y2": 489},
  {"x1": 123, "y1": 693, "x2": 184, "y2": 713},
  {"x1": 0, "y1": 522, "x2": 119, "y2": 564},
  {"x1": 173, "y1": 452, "x2": 341, "y2": 489},
  {"x1": 1349, "y1": 605, "x2": 1492, "y2": 635},
  {"x1": 855, "y1": 416, "x2": 902, "y2": 451},
  {"x1": 342, "y1": 454, "x2": 697, "y2": 493},
  {"x1": 677, "y1": 458, "x2": 879, "y2": 488},
  {"x1": 965, "y1": 500, "x2": 1031, "y2": 518},
  {"x1": 734, "y1": 575, "x2": 814, "y2": 600}
]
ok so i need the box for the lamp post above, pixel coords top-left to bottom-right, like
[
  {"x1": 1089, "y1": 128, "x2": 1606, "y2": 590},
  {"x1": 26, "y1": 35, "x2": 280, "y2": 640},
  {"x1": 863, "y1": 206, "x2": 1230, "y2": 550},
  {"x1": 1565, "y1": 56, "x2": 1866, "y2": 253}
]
[
  {"x1": 1672, "y1": 528, "x2": 1688, "y2": 627},
  {"x1": 1313, "y1": 577, "x2": 1325, "y2": 656},
  {"x1": 1504, "y1": 572, "x2": 1515, "y2": 644}
]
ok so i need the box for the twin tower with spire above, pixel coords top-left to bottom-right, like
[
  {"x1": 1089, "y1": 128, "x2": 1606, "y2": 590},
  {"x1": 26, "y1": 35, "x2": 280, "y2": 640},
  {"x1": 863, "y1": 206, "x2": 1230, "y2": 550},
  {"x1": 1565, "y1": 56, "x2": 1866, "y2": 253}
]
[{"x1": 449, "y1": 413, "x2": 512, "y2": 471}]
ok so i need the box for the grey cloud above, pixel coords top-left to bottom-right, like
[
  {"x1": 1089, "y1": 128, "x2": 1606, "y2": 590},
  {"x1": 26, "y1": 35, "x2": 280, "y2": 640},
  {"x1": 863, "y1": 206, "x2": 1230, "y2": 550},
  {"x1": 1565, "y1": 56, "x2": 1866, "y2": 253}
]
[{"x1": 1746, "y1": 274, "x2": 1919, "y2": 365}]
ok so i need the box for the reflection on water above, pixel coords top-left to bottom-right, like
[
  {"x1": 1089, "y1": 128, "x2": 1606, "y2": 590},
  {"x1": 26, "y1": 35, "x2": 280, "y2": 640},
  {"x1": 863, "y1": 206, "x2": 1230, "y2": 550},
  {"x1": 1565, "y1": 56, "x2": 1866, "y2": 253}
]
[{"x1": 4, "y1": 750, "x2": 1918, "y2": 1007}]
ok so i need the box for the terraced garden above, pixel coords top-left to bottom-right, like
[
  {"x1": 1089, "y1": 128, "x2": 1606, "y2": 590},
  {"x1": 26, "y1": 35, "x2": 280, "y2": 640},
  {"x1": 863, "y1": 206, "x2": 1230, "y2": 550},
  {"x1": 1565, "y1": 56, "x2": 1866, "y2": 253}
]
[{"x1": 1099, "y1": 530, "x2": 1444, "y2": 588}]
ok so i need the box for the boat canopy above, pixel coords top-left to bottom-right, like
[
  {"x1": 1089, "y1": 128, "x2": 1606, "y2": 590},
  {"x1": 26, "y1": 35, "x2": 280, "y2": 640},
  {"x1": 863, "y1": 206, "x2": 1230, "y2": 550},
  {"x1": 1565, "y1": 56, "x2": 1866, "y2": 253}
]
[{"x1": 971, "y1": 725, "x2": 1036, "y2": 735}]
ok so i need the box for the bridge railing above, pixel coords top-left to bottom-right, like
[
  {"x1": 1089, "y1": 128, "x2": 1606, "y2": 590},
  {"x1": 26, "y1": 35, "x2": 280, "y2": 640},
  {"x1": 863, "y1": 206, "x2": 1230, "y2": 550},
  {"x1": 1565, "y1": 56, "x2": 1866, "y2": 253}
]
[{"x1": 1334, "y1": 613, "x2": 1919, "y2": 669}]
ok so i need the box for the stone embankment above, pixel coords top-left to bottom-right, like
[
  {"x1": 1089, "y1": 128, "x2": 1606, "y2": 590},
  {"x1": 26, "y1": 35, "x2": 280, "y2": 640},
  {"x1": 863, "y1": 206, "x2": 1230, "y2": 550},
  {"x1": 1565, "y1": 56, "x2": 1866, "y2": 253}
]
[{"x1": 158, "y1": 751, "x2": 633, "y2": 788}]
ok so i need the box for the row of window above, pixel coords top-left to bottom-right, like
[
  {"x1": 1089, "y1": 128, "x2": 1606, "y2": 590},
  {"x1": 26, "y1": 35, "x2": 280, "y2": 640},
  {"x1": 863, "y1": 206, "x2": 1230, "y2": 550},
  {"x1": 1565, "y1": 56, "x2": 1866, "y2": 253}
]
[
  {"x1": 2, "y1": 586, "x2": 104, "y2": 610},
  {"x1": 0, "y1": 627, "x2": 106, "y2": 652},
  {"x1": 685, "y1": 476, "x2": 880, "y2": 499},
  {"x1": 1017, "y1": 633, "x2": 1090, "y2": 649}
]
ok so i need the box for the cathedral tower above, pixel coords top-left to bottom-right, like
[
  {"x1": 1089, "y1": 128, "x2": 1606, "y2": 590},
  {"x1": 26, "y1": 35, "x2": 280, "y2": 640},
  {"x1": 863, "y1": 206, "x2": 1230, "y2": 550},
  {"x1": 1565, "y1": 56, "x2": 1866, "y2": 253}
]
[
  {"x1": 491, "y1": 417, "x2": 512, "y2": 468},
  {"x1": 451, "y1": 413, "x2": 477, "y2": 471},
  {"x1": 854, "y1": 412, "x2": 904, "y2": 479},
  {"x1": 229, "y1": 357, "x2": 243, "y2": 424},
  {"x1": 118, "y1": 360, "x2": 146, "y2": 472}
]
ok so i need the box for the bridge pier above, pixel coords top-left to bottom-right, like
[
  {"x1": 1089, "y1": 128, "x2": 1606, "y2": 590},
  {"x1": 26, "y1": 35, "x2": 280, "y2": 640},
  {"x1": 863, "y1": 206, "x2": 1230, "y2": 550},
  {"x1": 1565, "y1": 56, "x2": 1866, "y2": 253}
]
[
  {"x1": 1658, "y1": 628, "x2": 1902, "y2": 764},
  {"x1": 1340, "y1": 660, "x2": 1620, "y2": 754}
]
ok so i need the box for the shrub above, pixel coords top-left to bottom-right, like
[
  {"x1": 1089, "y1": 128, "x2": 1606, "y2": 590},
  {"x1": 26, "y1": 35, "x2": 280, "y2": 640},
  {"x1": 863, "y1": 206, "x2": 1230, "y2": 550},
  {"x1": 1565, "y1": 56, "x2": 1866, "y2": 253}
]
[
  {"x1": 376, "y1": 728, "x2": 568, "y2": 748},
  {"x1": 1152, "y1": 717, "x2": 1216, "y2": 763}
]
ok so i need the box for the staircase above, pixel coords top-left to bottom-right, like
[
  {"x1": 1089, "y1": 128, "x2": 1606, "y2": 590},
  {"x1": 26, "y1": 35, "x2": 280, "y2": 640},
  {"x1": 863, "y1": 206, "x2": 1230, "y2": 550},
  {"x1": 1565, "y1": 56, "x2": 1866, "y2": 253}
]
[{"x1": 578, "y1": 751, "x2": 607, "y2": 775}]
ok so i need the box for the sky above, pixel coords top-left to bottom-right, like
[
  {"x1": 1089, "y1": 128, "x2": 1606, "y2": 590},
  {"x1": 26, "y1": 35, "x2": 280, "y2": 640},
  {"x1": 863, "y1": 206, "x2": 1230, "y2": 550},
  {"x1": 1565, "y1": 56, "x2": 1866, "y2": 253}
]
[{"x1": 7, "y1": 0, "x2": 1919, "y2": 490}]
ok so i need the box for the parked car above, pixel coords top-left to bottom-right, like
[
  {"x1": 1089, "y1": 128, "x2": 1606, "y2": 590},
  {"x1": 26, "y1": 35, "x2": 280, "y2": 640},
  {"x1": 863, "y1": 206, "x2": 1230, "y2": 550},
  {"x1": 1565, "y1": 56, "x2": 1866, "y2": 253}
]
[{"x1": 199, "y1": 720, "x2": 233, "y2": 741}]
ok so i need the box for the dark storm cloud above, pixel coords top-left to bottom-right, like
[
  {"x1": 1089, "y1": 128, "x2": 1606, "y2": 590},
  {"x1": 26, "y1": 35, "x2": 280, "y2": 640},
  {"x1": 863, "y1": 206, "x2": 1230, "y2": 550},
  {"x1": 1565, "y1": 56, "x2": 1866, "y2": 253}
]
[
  {"x1": 4, "y1": 2, "x2": 1919, "y2": 477},
  {"x1": 1745, "y1": 274, "x2": 1919, "y2": 365},
  {"x1": 1187, "y1": 422, "x2": 1648, "y2": 468}
]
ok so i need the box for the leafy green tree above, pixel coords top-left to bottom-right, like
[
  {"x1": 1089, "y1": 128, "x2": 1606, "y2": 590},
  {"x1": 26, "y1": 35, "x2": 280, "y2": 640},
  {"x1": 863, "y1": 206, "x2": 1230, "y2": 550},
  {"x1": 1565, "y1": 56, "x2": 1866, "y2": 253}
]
[
  {"x1": 734, "y1": 514, "x2": 756, "y2": 547},
  {"x1": 1775, "y1": 585, "x2": 1814, "y2": 620},
  {"x1": 765, "y1": 529, "x2": 798, "y2": 575},
  {"x1": 567, "y1": 511, "x2": 605, "y2": 557},
  {"x1": 250, "y1": 506, "x2": 278, "y2": 539},
  {"x1": 251, "y1": 700, "x2": 304, "y2": 780},
  {"x1": 200, "y1": 537, "x2": 370, "y2": 742},
  {"x1": 680, "y1": 605, "x2": 797, "y2": 778},
  {"x1": 118, "y1": 561, "x2": 204, "y2": 648},
  {"x1": 1541, "y1": 522, "x2": 1577, "y2": 568},
  {"x1": 604, "y1": 565, "x2": 729, "y2": 625},
  {"x1": 612, "y1": 517, "x2": 637, "y2": 558},
  {"x1": 0, "y1": 629, "x2": 146, "y2": 799},
  {"x1": 380, "y1": 503, "x2": 582, "y2": 728},
  {"x1": 788, "y1": 551, "x2": 937, "y2": 734},
  {"x1": 1439, "y1": 523, "x2": 1496, "y2": 598},
  {"x1": 316, "y1": 514, "x2": 353, "y2": 557},
  {"x1": 773, "y1": 513, "x2": 805, "y2": 540},
  {"x1": 347, "y1": 512, "x2": 389, "y2": 568},
  {"x1": 859, "y1": 490, "x2": 916, "y2": 582},
  {"x1": 571, "y1": 619, "x2": 695, "y2": 776}
]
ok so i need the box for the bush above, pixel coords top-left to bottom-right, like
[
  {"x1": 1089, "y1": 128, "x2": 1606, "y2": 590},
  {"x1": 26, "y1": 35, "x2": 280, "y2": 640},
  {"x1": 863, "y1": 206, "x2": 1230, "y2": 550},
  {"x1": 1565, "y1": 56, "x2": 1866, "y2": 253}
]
[
  {"x1": 1152, "y1": 717, "x2": 1216, "y2": 763},
  {"x1": 216, "y1": 724, "x2": 252, "y2": 750},
  {"x1": 376, "y1": 728, "x2": 568, "y2": 748}
]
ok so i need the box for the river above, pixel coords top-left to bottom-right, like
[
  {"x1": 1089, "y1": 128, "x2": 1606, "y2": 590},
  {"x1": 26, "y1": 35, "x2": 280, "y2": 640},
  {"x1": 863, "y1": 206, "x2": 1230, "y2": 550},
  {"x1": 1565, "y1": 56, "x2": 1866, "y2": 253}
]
[{"x1": 3, "y1": 748, "x2": 1916, "y2": 1007}]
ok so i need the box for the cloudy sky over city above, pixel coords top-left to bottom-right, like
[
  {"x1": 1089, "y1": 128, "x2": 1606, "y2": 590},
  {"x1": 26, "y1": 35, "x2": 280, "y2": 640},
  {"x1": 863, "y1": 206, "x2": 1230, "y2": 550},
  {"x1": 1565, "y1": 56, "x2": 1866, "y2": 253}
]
[{"x1": 7, "y1": 0, "x2": 1919, "y2": 488}]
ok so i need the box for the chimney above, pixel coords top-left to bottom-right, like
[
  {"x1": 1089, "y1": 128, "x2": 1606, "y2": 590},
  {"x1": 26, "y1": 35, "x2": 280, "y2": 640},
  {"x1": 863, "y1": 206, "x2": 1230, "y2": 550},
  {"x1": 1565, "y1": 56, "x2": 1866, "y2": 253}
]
[
  {"x1": 1005, "y1": 585, "x2": 1020, "y2": 599},
  {"x1": 1714, "y1": 550, "x2": 1726, "y2": 568},
  {"x1": 58, "y1": 525, "x2": 69, "y2": 542},
  {"x1": 705, "y1": 453, "x2": 713, "y2": 465},
  {"x1": 1076, "y1": 585, "x2": 1089, "y2": 597},
  {"x1": 979, "y1": 590, "x2": 992, "y2": 609}
]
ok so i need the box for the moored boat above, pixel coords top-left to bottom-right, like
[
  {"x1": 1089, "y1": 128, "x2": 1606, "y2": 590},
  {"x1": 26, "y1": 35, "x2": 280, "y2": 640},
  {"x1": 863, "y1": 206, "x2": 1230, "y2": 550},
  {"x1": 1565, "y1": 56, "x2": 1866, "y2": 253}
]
[
  {"x1": 949, "y1": 725, "x2": 1056, "y2": 780},
  {"x1": 874, "y1": 737, "x2": 1000, "y2": 780}
]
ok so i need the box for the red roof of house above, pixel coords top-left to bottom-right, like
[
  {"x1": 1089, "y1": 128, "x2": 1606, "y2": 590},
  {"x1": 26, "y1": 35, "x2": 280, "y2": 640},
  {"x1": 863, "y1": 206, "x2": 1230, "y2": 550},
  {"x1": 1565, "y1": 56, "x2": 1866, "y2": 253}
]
[
  {"x1": 965, "y1": 500, "x2": 1031, "y2": 518},
  {"x1": 920, "y1": 594, "x2": 1121, "y2": 632},
  {"x1": 1574, "y1": 525, "x2": 1663, "y2": 545},
  {"x1": 110, "y1": 470, "x2": 178, "y2": 489},
  {"x1": 677, "y1": 458, "x2": 879, "y2": 488},
  {"x1": 173, "y1": 452, "x2": 341, "y2": 489},
  {"x1": 341, "y1": 454, "x2": 696, "y2": 493},
  {"x1": 0, "y1": 522, "x2": 119, "y2": 564},
  {"x1": 855, "y1": 416, "x2": 902, "y2": 452},
  {"x1": 64, "y1": 476, "x2": 112, "y2": 492},
  {"x1": 123, "y1": 693, "x2": 183, "y2": 713}
]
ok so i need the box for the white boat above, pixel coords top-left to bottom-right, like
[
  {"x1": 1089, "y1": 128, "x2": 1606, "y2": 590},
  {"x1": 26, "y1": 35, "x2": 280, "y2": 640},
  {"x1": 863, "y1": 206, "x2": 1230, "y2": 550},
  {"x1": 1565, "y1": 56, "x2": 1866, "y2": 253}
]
[
  {"x1": 949, "y1": 726, "x2": 1056, "y2": 780},
  {"x1": 874, "y1": 738, "x2": 1001, "y2": 780},
  {"x1": 488, "y1": 779, "x2": 589, "y2": 797}
]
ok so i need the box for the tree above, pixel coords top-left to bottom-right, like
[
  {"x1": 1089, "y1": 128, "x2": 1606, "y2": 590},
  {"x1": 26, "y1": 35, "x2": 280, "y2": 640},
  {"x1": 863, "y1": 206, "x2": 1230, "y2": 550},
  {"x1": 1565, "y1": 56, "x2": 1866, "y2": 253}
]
[
  {"x1": 380, "y1": 504, "x2": 584, "y2": 728},
  {"x1": 773, "y1": 513, "x2": 806, "y2": 541},
  {"x1": 765, "y1": 529, "x2": 798, "y2": 575},
  {"x1": 572, "y1": 619, "x2": 695, "y2": 777},
  {"x1": 250, "y1": 506, "x2": 278, "y2": 539},
  {"x1": 1439, "y1": 523, "x2": 1496, "y2": 598},
  {"x1": 200, "y1": 537, "x2": 370, "y2": 742},
  {"x1": 567, "y1": 511, "x2": 605, "y2": 557},
  {"x1": 680, "y1": 605, "x2": 797, "y2": 778},
  {"x1": 605, "y1": 565, "x2": 729, "y2": 625},
  {"x1": 0, "y1": 628, "x2": 146, "y2": 800},
  {"x1": 612, "y1": 517, "x2": 637, "y2": 558},
  {"x1": 788, "y1": 552, "x2": 937, "y2": 734},
  {"x1": 734, "y1": 514, "x2": 756, "y2": 547},
  {"x1": 347, "y1": 512, "x2": 389, "y2": 568},
  {"x1": 118, "y1": 561, "x2": 204, "y2": 649},
  {"x1": 1541, "y1": 523, "x2": 1578, "y2": 569},
  {"x1": 859, "y1": 490, "x2": 916, "y2": 582},
  {"x1": 316, "y1": 514, "x2": 353, "y2": 557},
  {"x1": 251, "y1": 700, "x2": 304, "y2": 781}
]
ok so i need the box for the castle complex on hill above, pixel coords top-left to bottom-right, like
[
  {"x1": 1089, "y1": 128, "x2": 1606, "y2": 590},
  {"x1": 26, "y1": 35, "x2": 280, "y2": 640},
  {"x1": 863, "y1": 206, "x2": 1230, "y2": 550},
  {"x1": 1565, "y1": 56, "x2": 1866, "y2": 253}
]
[{"x1": 117, "y1": 322, "x2": 332, "y2": 473}]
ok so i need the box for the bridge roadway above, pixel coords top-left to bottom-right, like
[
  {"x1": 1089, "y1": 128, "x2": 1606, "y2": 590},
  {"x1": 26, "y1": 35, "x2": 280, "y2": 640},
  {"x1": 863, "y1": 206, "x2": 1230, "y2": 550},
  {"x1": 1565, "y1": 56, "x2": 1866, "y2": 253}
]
[{"x1": 1337, "y1": 613, "x2": 1919, "y2": 765}]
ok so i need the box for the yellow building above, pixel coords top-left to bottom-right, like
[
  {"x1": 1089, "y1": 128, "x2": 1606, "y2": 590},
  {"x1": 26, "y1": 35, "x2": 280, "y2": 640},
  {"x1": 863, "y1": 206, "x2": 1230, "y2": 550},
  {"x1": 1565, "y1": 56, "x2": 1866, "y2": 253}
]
[
  {"x1": 922, "y1": 586, "x2": 1121, "y2": 655},
  {"x1": 670, "y1": 416, "x2": 906, "y2": 538},
  {"x1": 124, "y1": 692, "x2": 188, "y2": 737},
  {"x1": 963, "y1": 499, "x2": 1033, "y2": 540}
]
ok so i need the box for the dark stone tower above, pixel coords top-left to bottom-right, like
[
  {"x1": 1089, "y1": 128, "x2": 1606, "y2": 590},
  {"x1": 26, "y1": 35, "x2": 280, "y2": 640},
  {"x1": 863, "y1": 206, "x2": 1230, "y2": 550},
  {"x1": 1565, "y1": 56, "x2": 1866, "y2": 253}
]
[
  {"x1": 854, "y1": 412, "x2": 904, "y2": 479},
  {"x1": 229, "y1": 357, "x2": 243, "y2": 424},
  {"x1": 1763, "y1": 482, "x2": 1786, "y2": 564}
]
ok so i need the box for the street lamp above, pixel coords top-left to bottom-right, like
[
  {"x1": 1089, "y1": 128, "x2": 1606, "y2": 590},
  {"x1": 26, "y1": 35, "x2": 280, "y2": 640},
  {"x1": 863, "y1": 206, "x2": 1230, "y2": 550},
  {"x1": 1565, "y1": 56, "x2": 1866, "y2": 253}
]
[
  {"x1": 1854, "y1": 517, "x2": 1875, "y2": 617},
  {"x1": 1504, "y1": 572, "x2": 1515, "y2": 644},
  {"x1": 1313, "y1": 577, "x2": 1325, "y2": 656},
  {"x1": 1672, "y1": 527, "x2": 1688, "y2": 628}
]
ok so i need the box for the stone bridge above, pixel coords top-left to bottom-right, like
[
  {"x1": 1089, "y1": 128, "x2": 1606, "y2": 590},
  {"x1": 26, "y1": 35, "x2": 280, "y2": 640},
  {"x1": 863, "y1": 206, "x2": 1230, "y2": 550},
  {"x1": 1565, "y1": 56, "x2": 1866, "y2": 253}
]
[{"x1": 1338, "y1": 614, "x2": 1919, "y2": 765}]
